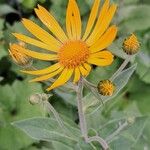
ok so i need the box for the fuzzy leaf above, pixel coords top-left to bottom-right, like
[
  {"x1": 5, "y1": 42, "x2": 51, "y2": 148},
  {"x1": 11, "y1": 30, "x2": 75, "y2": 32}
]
[
  {"x1": 83, "y1": 64, "x2": 137, "y2": 113},
  {"x1": 12, "y1": 117, "x2": 79, "y2": 147}
]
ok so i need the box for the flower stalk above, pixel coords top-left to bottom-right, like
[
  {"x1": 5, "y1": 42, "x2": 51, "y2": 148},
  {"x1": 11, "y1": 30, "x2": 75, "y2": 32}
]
[
  {"x1": 77, "y1": 78, "x2": 109, "y2": 150},
  {"x1": 43, "y1": 101, "x2": 66, "y2": 131},
  {"x1": 110, "y1": 56, "x2": 132, "y2": 81},
  {"x1": 42, "y1": 98, "x2": 75, "y2": 138}
]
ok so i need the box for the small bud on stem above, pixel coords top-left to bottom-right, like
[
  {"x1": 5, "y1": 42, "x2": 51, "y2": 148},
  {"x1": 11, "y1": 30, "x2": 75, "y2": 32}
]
[
  {"x1": 123, "y1": 33, "x2": 140, "y2": 55},
  {"x1": 9, "y1": 42, "x2": 32, "y2": 67},
  {"x1": 97, "y1": 80, "x2": 115, "y2": 96}
]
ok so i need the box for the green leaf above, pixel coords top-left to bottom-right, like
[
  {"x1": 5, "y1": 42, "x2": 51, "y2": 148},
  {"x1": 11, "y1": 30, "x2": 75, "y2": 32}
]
[
  {"x1": 83, "y1": 64, "x2": 137, "y2": 113},
  {"x1": 119, "y1": 5, "x2": 150, "y2": 32},
  {"x1": 22, "y1": 0, "x2": 37, "y2": 9},
  {"x1": 0, "y1": 4, "x2": 18, "y2": 16},
  {"x1": 0, "y1": 124, "x2": 33, "y2": 150},
  {"x1": 107, "y1": 116, "x2": 149, "y2": 150},
  {"x1": 136, "y1": 52, "x2": 150, "y2": 84},
  {"x1": 12, "y1": 117, "x2": 78, "y2": 147},
  {"x1": 0, "y1": 80, "x2": 44, "y2": 150},
  {"x1": 0, "y1": 44, "x2": 7, "y2": 59},
  {"x1": 55, "y1": 89, "x2": 77, "y2": 106},
  {"x1": 52, "y1": 141, "x2": 74, "y2": 150}
]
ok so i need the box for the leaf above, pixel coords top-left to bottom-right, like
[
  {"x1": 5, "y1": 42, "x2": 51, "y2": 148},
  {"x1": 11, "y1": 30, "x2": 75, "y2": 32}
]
[
  {"x1": 111, "y1": 64, "x2": 137, "y2": 99},
  {"x1": 0, "y1": 4, "x2": 19, "y2": 16},
  {"x1": 0, "y1": 44, "x2": 7, "y2": 60},
  {"x1": 83, "y1": 64, "x2": 137, "y2": 114},
  {"x1": 12, "y1": 117, "x2": 78, "y2": 147},
  {"x1": 52, "y1": 141, "x2": 74, "y2": 150},
  {"x1": 0, "y1": 80, "x2": 44, "y2": 150},
  {"x1": 119, "y1": 5, "x2": 150, "y2": 32},
  {"x1": 74, "y1": 137, "x2": 97, "y2": 150},
  {"x1": 54, "y1": 89, "x2": 77, "y2": 106},
  {"x1": 107, "y1": 116, "x2": 150, "y2": 150},
  {"x1": 0, "y1": 124, "x2": 33, "y2": 150},
  {"x1": 22, "y1": 0, "x2": 38, "y2": 9},
  {"x1": 136, "y1": 52, "x2": 150, "y2": 84}
]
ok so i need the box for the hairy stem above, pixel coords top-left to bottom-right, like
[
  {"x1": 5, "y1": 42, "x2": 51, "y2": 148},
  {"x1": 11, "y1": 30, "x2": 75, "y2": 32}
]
[
  {"x1": 77, "y1": 78, "x2": 88, "y2": 139},
  {"x1": 110, "y1": 56, "x2": 132, "y2": 81},
  {"x1": 105, "y1": 121, "x2": 128, "y2": 143},
  {"x1": 44, "y1": 101, "x2": 65, "y2": 129},
  {"x1": 77, "y1": 78, "x2": 109, "y2": 150},
  {"x1": 43, "y1": 101, "x2": 73, "y2": 137},
  {"x1": 87, "y1": 136, "x2": 109, "y2": 149}
]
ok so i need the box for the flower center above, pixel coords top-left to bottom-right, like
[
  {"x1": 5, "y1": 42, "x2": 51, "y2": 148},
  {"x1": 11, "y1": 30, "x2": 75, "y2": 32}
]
[{"x1": 58, "y1": 40, "x2": 90, "y2": 68}]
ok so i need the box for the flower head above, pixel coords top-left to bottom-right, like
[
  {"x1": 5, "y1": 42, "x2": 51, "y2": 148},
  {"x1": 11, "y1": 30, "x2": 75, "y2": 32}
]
[
  {"x1": 9, "y1": 42, "x2": 31, "y2": 66},
  {"x1": 123, "y1": 33, "x2": 140, "y2": 55},
  {"x1": 97, "y1": 80, "x2": 115, "y2": 96},
  {"x1": 11, "y1": 0, "x2": 118, "y2": 91}
]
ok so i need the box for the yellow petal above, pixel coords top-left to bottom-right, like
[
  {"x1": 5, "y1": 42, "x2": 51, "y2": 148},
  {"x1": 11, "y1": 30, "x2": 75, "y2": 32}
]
[
  {"x1": 90, "y1": 50, "x2": 114, "y2": 59},
  {"x1": 22, "y1": 18, "x2": 62, "y2": 51},
  {"x1": 79, "y1": 65, "x2": 89, "y2": 77},
  {"x1": 82, "y1": 0, "x2": 100, "y2": 41},
  {"x1": 66, "y1": 0, "x2": 72, "y2": 40},
  {"x1": 35, "y1": 5, "x2": 68, "y2": 43},
  {"x1": 83, "y1": 63, "x2": 91, "y2": 73},
  {"x1": 85, "y1": 0, "x2": 110, "y2": 44},
  {"x1": 46, "y1": 68, "x2": 74, "y2": 91},
  {"x1": 21, "y1": 63, "x2": 60, "y2": 75},
  {"x1": 73, "y1": 67, "x2": 80, "y2": 83},
  {"x1": 13, "y1": 33, "x2": 57, "y2": 52},
  {"x1": 88, "y1": 54, "x2": 114, "y2": 66},
  {"x1": 30, "y1": 67, "x2": 64, "y2": 82},
  {"x1": 86, "y1": 2, "x2": 117, "y2": 46},
  {"x1": 89, "y1": 25, "x2": 117, "y2": 53},
  {"x1": 11, "y1": 44, "x2": 57, "y2": 61},
  {"x1": 66, "y1": 0, "x2": 81, "y2": 40}
]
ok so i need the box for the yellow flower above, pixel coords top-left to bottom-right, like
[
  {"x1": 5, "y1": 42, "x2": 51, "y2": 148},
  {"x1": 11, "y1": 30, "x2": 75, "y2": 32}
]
[
  {"x1": 10, "y1": 0, "x2": 117, "y2": 91},
  {"x1": 9, "y1": 42, "x2": 31, "y2": 66},
  {"x1": 123, "y1": 33, "x2": 140, "y2": 55},
  {"x1": 97, "y1": 80, "x2": 115, "y2": 96}
]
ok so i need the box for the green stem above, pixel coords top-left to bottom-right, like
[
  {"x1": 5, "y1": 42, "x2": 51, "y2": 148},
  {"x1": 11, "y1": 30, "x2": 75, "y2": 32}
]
[
  {"x1": 77, "y1": 78, "x2": 88, "y2": 139},
  {"x1": 105, "y1": 121, "x2": 128, "y2": 143},
  {"x1": 44, "y1": 101, "x2": 65, "y2": 130},
  {"x1": 77, "y1": 78, "x2": 109, "y2": 150},
  {"x1": 110, "y1": 56, "x2": 132, "y2": 81}
]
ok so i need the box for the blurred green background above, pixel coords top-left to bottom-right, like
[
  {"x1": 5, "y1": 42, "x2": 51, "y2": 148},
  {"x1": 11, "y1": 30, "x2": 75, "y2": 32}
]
[{"x1": 0, "y1": 0, "x2": 150, "y2": 150}]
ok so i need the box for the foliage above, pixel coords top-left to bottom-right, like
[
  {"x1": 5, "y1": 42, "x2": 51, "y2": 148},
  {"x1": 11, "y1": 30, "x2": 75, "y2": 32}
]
[{"x1": 0, "y1": 0, "x2": 150, "y2": 149}]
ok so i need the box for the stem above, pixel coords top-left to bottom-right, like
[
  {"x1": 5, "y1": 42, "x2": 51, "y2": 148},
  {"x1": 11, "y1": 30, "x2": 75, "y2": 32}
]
[
  {"x1": 83, "y1": 78, "x2": 97, "y2": 88},
  {"x1": 87, "y1": 136, "x2": 109, "y2": 149},
  {"x1": 110, "y1": 56, "x2": 132, "y2": 81},
  {"x1": 77, "y1": 78, "x2": 88, "y2": 139},
  {"x1": 44, "y1": 101, "x2": 66, "y2": 129},
  {"x1": 77, "y1": 78, "x2": 109, "y2": 150},
  {"x1": 43, "y1": 101, "x2": 72, "y2": 137},
  {"x1": 105, "y1": 121, "x2": 128, "y2": 143}
]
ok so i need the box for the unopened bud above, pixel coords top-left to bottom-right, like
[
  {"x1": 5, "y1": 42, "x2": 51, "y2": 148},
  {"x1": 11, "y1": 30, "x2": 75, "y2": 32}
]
[
  {"x1": 29, "y1": 93, "x2": 42, "y2": 105},
  {"x1": 127, "y1": 116, "x2": 135, "y2": 125},
  {"x1": 97, "y1": 80, "x2": 115, "y2": 96},
  {"x1": 9, "y1": 42, "x2": 32, "y2": 67},
  {"x1": 29, "y1": 93, "x2": 52, "y2": 105},
  {"x1": 123, "y1": 33, "x2": 140, "y2": 55}
]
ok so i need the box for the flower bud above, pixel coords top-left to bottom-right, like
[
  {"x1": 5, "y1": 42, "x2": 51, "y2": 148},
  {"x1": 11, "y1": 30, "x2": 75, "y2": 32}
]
[
  {"x1": 29, "y1": 93, "x2": 42, "y2": 105},
  {"x1": 123, "y1": 33, "x2": 140, "y2": 55},
  {"x1": 9, "y1": 42, "x2": 32, "y2": 67},
  {"x1": 29, "y1": 93, "x2": 52, "y2": 105},
  {"x1": 97, "y1": 80, "x2": 115, "y2": 96},
  {"x1": 127, "y1": 116, "x2": 135, "y2": 125}
]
